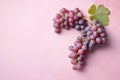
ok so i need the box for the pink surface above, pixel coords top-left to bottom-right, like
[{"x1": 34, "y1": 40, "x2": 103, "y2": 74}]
[{"x1": 0, "y1": 0, "x2": 120, "y2": 80}]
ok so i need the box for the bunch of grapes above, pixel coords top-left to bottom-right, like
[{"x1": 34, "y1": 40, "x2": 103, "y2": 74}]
[
  {"x1": 68, "y1": 20, "x2": 107, "y2": 70},
  {"x1": 53, "y1": 8, "x2": 85, "y2": 33},
  {"x1": 53, "y1": 8, "x2": 107, "y2": 70}
]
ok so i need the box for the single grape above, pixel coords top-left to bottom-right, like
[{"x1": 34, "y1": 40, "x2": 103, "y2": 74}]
[
  {"x1": 96, "y1": 23, "x2": 101, "y2": 27},
  {"x1": 69, "y1": 23, "x2": 75, "y2": 28},
  {"x1": 86, "y1": 36, "x2": 91, "y2": 41},
  {"x1": 89, "y1": 43, "x2": 93, "y2": 48},
  {"x1": 96, "y1": 37, "x2": 102, "y2": 44},
  {"x1": 71, "y1": 59, "x2": 77, "y2": 65},
  {"x1": 73, "y1": 65, "x2": 77, "y2": 70},
  {"x1": 97, "y1": 28, "x2": 103, "y2": 33},
  {"x1": 59, "y1": 17, "x2": 65, "y2": 23},
  {"x1": 102, "y1": 37, "x2": 107, "y2": 43},
  {"x1": 90, "y1": 35, "x2": 96, "y2": 40},
  {"x1": 80, "y1": 25, "x2": 85, "y2": 29},
  {"x1": 83, "y1": 39, "x2": 90, "y2": 45},
  {"x1": 90, "y1": 40, "x2": 96, "y2": 46},
  {"x1": 100, "y1": 33, "x2": 106, "y2": 37},
  {"x1": 64, "y1": 20, "x2": 69, "y2": 26},
  {"x1": 53, "y1": 22, "x2": 59, "y2": 28},
  {"x1": 76, "y1": 64, "x2": 82, "y2": 70},
  {"x1": 87, "y1": 31, "x2": 93, "y2": 36},
  {"x1": 92, "y1": 26, "x2": 98, "y2": 31},
  {"x1": 64, "y1": 13, "x2": 69, "y2": 20},
  {"x1": 77, "y1": 12, "x2": 83, "y2": 18},
  {"x1": 93, "y1": 31, "x2": 99, "y2": 37},
  {"x1": 85, "y1": 26, "x2": 91, "y2": 32},
  {"x1": 69, "y1": 17, "x2": 74, "y2": 23},
  {"x1": 78, "y1": 19, "x2": 84, "y2": 25},
  {"x1": 75, "y1": 25, "x2": 80, "y2": 30},
  {"x1": 54, "y1": 28, "x2": 61, "y2": 33},
  {"x1": 77, "y1": 43, "x2": 82, "y2": 48},
  {"x1": 60, "y1": 23, "x2": 65, "y2": 28},
  {"x1": 81, "y1": 44, "x2": 87, "y2": 51},
  {"x1": 73, "y1": 46, "x2": 79, "y2": 52},
  {"x1": 69, "y1": 45, "x2": 74, "y2": 51},
  {"x1": 92, "y1": 19, "x2": 98, "y2": 24},
  {"x1": 56, "y1": 13, "x2": 62, "y2": 19},
  {"x1": 68, "y1": 52, "x2": 77, "y2": 58},
  {"x1": 74, "y1": 8, "x2": 80, "y2": 14},
  {"x1": 60, "y1": 8, "x2": 68, "y2": 14},
  {"x1": 69, "y1": 11, "x2": 75, "y2": 18},
  {"x1": 74, "y1": 15, "x2": 79, "y2": 21},
  {"x1": 81, "y1": 30, "x2": 86, "y2": 34},
  {"x1": 77, "y1": 55, "x2": 84, "y2": 61},
  {"x1": 78, "y1": 49, "x2": 85, "y2": 55}
]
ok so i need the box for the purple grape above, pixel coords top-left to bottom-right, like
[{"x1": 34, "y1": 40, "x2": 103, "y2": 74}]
[
  {"x1": 90, "y1": 40, "x2": 96, "y2": 46},
  {"x1": 88, "y1": 43, "x2": 93, "y2": 50},
  {"x1": 80, "y1": 25, "x2": 85, "y2": 29},
  {"x1": 87, "y1": 31, "x2": 93, "y2": 36},
  {"x1": 64, "y1": 20, "x2": 69, "y2": 26},
  {"x1": 76, "y1": 43, "x2": 82, "y2": 48},
  {"x1": 81, "y1": 30, "x2": 86, "y2": 34},
  {"x1": 97, "y1": 28, "x2": 103, "y2": 33},
  {"x1": 78, "y1": 19, "x2": 84, "y2": 24},
  {"x1": 77, "y1": 55, "x2": 84, "y2": 61},
  {"x1": 81, "y1": 44, "x2": 87, "y2": 51},
  {"x1": 64, "y1": 13, "x2": 69, "y2": 20},
  {"x1": 100, "y1": 33, "x2": 106, "y2": 37},
  {"x1": 69, "y1": 23, "x2": 75, "y2": 28},
  {"x1": 93, "y1": 31, "x2": 99, "y2": 37},
  {"x1": 53, "y1": 22, "x2": 59, "y2": 28},
  {"x1": 69, "y1": 11, "x2": 74, "y2": 18},
  {"x1": 77, "y1": 12, "x2": 83, "y2": 18},
  {"x1": 59, "y1": 17, "x2": 65, "y2": 23},
  {"x1": 68, "y1": 52, "x2": 77, "y2": 58},
  {"x1": 60, "y1": 23, "x2": 65, "y2": 28},
  {"x1": 56, "y1": 13, "x2": 62, "y2": 19},
  {"x1": 96, "y1": 37, "x2": 102, "y2": 44},
  {"x1": 69, "y1": 46, "x2": 74, "y2": 51},
  {"x1": 92, "y1": 19, "x2": 98, "y2": 24},
  {"x1": 90, "y1": 35, "x2": 96, "y2": 40},
  {"x1": 71, "y1": 59, "x2": 76, "y2": 65},
  {"x1": 96, "y1": 23, "x2": 101, "y2": 27},
  {"x1": 60, "y1": 8, "x2": 68, "y2": 14},
  {"x1": 102, "y1": 37, "x2": 107, "y2": 43},
  {"x1": 78, "y1": 49, "x2": 85, "y2": 55},
  {"x1": 85, "y1": 26, "x2": 91, "y2": 32},
  {"x1": 74, "y1": 15, "x2": 79, "y2": 21},
  {"x1": 75, "y1": 25, "x2": 80, "y2": 30},
  {"x1": 76, "y1": 64, "x2": 82, "y2": 70},
  {"x1": 54, "y1": 28, "x2": 61, "y2": 33},
  {"x1": 74, "y1": 8, "x2": 80, "y2": 14},
  {"x1": 73, "y1": 65, "x2": 77, "y2": 70},
  {"x1": 69, "y1": 17, "x2": 74, "y2": 23}
]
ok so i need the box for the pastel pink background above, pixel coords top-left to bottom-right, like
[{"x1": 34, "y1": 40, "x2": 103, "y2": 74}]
[{"x1": 0, "y1": 0, "x2": 120, "y2": 80}]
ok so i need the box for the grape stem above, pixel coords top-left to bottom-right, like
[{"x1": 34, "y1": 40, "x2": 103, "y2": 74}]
[{"x1": 83, "y1": 17, "x2": 96, "y2": 26}]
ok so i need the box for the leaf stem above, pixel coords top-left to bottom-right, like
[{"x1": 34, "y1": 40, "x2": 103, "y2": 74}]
[{"x1": 83, "y1": 17, "x2": 96, "y2": 26}]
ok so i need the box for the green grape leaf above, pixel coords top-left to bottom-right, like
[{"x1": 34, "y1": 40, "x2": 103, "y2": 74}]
[
  {"x1": 95, "y1": 5, "x2": 110, "y2": 15},
  {"x1": 88, "y1": 4, "x2": 110, "y2": 26},
  {"x1": 88, "y1": 4, "x2": 96, "y2": 14}
]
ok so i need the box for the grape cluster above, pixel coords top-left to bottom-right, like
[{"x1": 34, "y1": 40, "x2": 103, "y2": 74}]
[
  {"x1": 53, "y1": 8, "x2": 84, "y2": 33},
  {"x1": 68, "y1": 20, "x2": 107, "y2": 70},
  {"x1": 53, "y1": 8, "x2": 107, "y2": 70}
]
